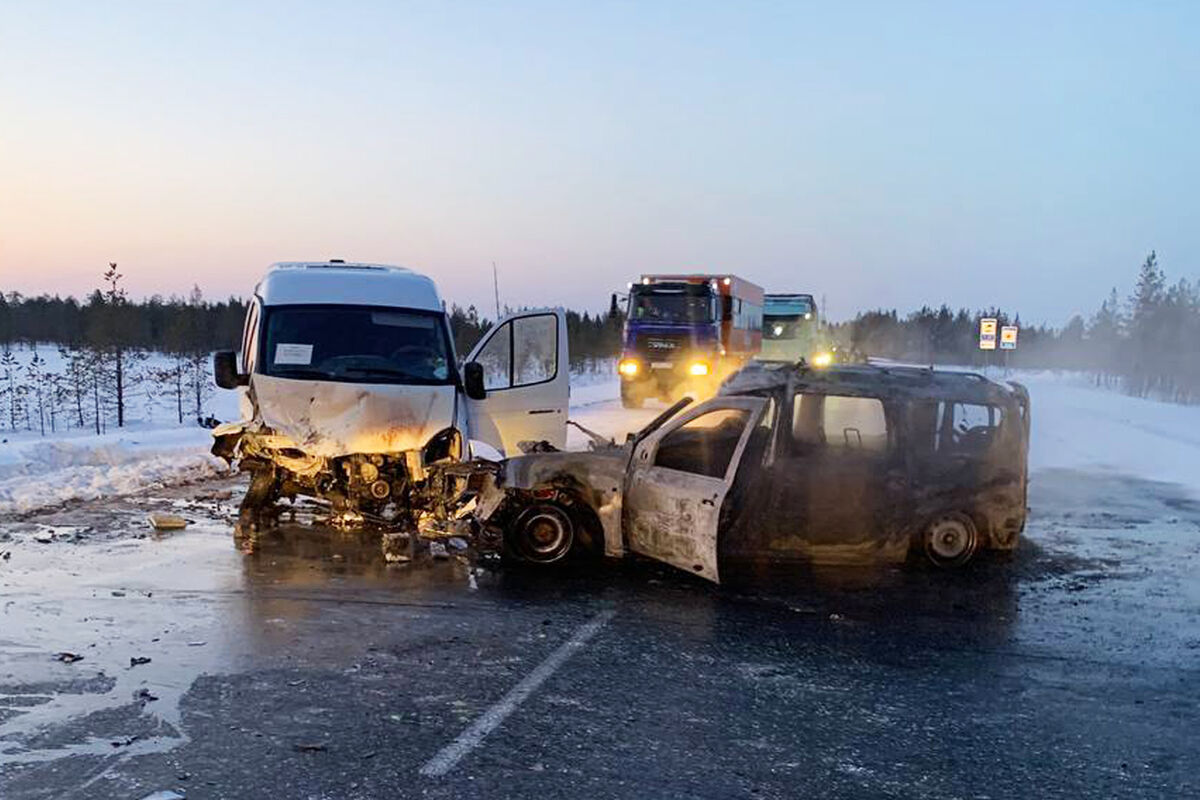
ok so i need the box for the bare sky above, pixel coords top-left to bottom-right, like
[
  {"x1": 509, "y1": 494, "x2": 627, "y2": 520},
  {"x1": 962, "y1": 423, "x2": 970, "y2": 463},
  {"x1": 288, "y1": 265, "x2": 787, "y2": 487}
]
[{"x1": 1, "y1": 1, "x2": 1197, "y2": 324}]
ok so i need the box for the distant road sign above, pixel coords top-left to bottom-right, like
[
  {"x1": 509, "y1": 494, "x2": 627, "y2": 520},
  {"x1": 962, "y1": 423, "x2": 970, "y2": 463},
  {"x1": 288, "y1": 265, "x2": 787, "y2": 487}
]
[
  {"x1": 979, "y1": 318, "x2": 997, "y2": 350},
  {"x1": 1000, "y1": 325, "x2": 1018, "y2": 350}
]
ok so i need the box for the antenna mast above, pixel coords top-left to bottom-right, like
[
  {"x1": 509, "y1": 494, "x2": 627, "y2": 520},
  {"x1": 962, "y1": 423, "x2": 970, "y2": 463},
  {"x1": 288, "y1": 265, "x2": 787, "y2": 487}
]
[{"x1": 492, "y1": 261, "x2": 501, "y2": 320}]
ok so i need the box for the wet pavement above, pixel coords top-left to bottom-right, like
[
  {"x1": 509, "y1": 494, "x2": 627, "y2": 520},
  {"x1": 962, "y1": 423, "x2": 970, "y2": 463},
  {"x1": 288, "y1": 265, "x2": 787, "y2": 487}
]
[{"x1": 1, "y1": 469, "x2": 1198, "y2": 799}]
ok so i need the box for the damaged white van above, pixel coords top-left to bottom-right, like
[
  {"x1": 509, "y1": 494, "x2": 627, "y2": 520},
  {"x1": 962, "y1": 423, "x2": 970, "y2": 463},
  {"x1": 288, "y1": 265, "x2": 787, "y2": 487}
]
[{"x1": 211, "y1": 261, "x2": 568, "y2": 524}]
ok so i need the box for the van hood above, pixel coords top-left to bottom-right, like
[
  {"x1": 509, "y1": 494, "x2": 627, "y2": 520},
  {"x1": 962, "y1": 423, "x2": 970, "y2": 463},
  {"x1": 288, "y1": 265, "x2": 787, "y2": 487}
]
[{"x1": 250, "y1": 375, "x2": 457, "y2": 458}]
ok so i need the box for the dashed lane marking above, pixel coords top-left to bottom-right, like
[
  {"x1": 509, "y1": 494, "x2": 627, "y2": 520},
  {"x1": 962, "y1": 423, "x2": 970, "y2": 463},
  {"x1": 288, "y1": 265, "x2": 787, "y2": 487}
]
[{"x1": 418, "y1": 607, "x2": 617, "y2": 777}]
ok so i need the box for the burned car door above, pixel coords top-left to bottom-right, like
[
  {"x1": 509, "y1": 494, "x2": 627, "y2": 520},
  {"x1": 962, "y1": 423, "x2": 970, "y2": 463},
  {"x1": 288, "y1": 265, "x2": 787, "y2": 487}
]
[
  {"x1": 623, "y1": 396, "x2": 767, "y2": 583},
  {"x1": 464, "y1": 309, "x2": 570, "y2": 455},
  {"x1": 760, "y1": 391, "x2": 907, "y2": 562}
]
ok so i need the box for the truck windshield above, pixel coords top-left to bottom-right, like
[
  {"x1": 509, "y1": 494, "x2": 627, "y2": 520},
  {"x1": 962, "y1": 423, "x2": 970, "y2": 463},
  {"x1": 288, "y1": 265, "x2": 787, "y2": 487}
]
[
  {"x1": 763, "y1": 296, "x2": 816, "y2": 340},
  {"x1": 261, "y1": 305, "x2": 453, "y2": 385},
  {"x1": 630, "y1": 288, "x2": 714, "y2": 322}
]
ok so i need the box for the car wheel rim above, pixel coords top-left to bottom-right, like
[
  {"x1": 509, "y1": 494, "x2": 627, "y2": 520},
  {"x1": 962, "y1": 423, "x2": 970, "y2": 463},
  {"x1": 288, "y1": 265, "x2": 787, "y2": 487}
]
[
  {"x1": 516, "y1": 507, "x2": 573, "y2": 562},
  {"x1": 925, "y1": 515, "x2": 977, "y2": 565}
]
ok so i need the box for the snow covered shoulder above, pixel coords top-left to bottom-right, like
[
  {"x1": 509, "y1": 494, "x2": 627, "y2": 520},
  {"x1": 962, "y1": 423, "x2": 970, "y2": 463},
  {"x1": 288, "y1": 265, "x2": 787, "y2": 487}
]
[{"x1": 0, "y1": 427, "x2": 227, "y2": 515}]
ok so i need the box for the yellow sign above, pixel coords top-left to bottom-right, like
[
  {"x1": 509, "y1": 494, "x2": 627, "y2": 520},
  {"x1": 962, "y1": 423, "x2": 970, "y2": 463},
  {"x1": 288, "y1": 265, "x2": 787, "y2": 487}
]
[
  {"x1": 979, "y1": 318, "x2": 998, "y2": 350},
  {"x1": 1000, "y1": 325, "x2": 1018, "y2": 349}
]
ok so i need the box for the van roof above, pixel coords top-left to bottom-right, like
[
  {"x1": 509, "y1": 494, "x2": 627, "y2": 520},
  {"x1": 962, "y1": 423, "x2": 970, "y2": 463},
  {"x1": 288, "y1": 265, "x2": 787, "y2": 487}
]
[{"x1": 256, "y1": 261, "x2": 443, "y2": 311}]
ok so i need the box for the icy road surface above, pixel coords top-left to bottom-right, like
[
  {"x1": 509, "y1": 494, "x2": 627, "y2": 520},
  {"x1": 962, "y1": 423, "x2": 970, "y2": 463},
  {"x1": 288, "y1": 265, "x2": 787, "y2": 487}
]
[{"x1": 1, "y1": 371, "x2": 1199, "y2": 798}]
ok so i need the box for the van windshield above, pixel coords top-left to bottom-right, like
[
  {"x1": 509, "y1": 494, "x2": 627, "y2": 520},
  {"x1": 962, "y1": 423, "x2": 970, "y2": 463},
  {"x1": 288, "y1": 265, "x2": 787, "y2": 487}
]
[{"x1": 261, "y1": 305, "x2": 453, "y2": 385}]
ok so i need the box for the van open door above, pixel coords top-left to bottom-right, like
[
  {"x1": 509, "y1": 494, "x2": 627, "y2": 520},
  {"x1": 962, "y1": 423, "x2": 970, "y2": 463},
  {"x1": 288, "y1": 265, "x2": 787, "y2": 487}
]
[
  {"x1": 623, "y1": 396, "x2": 767, "y2": 583},
  {"x1": 463, "y1": 309, "x2": 569, "y2": 456}
]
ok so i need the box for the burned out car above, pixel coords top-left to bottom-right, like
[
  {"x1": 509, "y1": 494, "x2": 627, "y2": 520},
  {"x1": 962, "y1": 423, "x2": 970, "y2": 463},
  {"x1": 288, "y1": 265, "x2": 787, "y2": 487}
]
[{"x1": 468, "y1": 362, "x2": 1030, "y2": 581}]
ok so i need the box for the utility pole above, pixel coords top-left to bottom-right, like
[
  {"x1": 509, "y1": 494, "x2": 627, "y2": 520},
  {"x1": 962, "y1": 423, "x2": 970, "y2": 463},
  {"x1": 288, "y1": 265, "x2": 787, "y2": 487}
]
[{"x1": 492, "y1": 261, "x2": 501, "y2": 320}]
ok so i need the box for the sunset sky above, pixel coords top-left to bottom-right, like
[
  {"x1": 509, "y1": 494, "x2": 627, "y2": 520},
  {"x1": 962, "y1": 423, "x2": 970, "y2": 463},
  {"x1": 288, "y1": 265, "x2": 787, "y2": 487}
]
[{"x1": 2, "y1": 1, "x2": 1197, "y2": 324}]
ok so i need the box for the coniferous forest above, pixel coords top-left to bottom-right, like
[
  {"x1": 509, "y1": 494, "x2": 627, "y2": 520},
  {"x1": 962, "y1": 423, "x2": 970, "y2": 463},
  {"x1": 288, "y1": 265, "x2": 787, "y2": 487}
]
[{"x1": 1, "y1": 253, "x2": 1197, "y2": 437}]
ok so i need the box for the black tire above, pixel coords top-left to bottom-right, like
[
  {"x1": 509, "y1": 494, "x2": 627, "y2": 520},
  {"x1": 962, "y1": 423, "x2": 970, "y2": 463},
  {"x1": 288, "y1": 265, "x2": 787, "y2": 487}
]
[
  {"x1": 507, "y1": 503, "x2": 576, "y2": 565},
  {"x1": 921, "y1": 511, "x2": 979, "y2": 568},
  {"x1": 238, "y1": 467, "x2": 278, "y2": 529}
]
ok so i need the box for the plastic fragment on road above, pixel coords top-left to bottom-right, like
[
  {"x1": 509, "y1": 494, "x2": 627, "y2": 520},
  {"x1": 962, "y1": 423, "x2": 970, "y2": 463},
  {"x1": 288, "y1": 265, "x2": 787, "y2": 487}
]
[
  {"x1": 139, "y1": 792, "x2": 185, "y2": 800},
  {"x1": 147, "y1": 513, "x2": 188, "y2": 531},
  {"x1": 54, "y1": 651, "x2": 84, "y2": 663}
]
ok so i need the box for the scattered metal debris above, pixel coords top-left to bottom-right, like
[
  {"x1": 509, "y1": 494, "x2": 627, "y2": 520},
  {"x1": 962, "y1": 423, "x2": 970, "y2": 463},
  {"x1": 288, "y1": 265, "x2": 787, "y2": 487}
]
[{"x1": 147, "y1": 513, "x2": 189, "y2": 531}]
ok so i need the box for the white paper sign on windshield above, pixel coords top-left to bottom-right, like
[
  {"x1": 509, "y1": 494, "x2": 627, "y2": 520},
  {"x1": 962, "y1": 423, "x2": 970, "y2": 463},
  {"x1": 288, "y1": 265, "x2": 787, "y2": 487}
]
[{"x1": 275, "y1": 343, "x2": 314, "y2": 365}]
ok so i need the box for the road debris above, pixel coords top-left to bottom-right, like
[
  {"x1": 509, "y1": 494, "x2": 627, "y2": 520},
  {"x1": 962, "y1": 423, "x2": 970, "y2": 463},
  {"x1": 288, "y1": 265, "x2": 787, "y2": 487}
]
[
  {"x1": 293, "y1": 742, "x2": 328, "y2": 752},
  {"x1": 130, "y1": 656, "x2": 152, "y2": 667},
  {"x1": 148, "y1": 513, "x2": 189, "y2": 531},
  {"x1": 134, "y1": 688, "x2": 160, "y2": 702},
  {"x1": 138, "y1": 791, "x2": 185, "y2": 800},
  {"x1": 54, "y1": 651, "x2": 84, "y2": 663}
]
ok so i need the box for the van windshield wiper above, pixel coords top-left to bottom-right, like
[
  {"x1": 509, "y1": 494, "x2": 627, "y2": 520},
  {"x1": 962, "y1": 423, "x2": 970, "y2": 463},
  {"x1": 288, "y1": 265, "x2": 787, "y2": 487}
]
[
  {"x1": 343, "y1": 366, "x2": 425, "y2": 381},
  {"x1": 273, "y1": 368, "x2": 333, "y2": 381}
]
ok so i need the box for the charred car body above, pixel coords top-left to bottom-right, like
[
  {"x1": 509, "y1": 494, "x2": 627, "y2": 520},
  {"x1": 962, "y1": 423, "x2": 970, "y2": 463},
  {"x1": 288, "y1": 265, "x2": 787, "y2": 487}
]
[
  {"x1": 466, "y1": 362, "x2": 1030, "y2": 580},
  {"x1": 210, "y1": 261, "x2": 569, "y2": 526}
]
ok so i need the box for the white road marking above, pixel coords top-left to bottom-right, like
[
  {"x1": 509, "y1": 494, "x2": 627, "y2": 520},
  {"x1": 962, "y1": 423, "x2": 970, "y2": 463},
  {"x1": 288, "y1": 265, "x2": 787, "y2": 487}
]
[{"x1": 419, "y1": 608, "x2": 617, "y2": 777}]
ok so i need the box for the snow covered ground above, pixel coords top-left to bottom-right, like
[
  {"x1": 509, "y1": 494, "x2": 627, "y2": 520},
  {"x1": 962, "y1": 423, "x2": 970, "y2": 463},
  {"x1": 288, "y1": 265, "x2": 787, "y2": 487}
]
[
  {"x1": 2, "y1": 360, "x2": 1198, "y2": 515},
  {"x1": 0, "y1": 346, "x2": 238, "y2": 515},
  {"x1": 569, "y1": 367, "x2": 1200, "y2": 499}
]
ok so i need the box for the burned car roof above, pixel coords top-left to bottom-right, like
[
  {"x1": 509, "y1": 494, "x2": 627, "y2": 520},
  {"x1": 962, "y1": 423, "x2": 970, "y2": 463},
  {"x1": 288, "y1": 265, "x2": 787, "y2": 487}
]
[{"x1": 720, "y1": 361, "x2": 1025, "y2": 405}]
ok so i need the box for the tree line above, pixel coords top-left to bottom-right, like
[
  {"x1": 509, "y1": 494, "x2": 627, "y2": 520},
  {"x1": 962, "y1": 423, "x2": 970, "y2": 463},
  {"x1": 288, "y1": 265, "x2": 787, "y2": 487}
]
[
  {"x1": 0, "y1": 265, "x2": 234, "y2": 435},
  {"x1": 839, "y1": 251, "x2": 1200, "y2": 403},
  {"x1": 3, "y1": 253, "x2": 1196, "y2": 437},
  {"x1": 0, "y1": 270, "x2": 629, "y2": 437}
]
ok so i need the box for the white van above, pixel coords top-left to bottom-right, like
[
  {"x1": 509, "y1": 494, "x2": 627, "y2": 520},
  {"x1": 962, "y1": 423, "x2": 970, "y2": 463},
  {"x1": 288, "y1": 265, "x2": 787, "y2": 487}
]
[{"x1": 212, "y1": 260, "x2": 568, "y2": 522}]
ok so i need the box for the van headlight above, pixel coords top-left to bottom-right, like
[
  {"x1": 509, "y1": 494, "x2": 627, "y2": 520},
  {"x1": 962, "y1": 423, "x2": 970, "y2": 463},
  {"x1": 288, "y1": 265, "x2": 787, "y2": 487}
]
[
  {"x1": 618, "y1": 358, "x2": 640, "y2": 377},
  {"x1": 424, "y1": 427, "x2": 463, "y2": 463},
  {"x1": 688, "y1": 361, "x2": 711, "y2": 376},
  {"x1": 812, "y1": 352, "x2": 833, "y2": 368}
]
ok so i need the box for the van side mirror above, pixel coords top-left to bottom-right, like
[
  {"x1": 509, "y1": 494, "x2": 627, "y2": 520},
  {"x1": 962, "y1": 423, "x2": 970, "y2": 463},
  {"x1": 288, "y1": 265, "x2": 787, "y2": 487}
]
[
  {"x1": 463, "y1": 361, "x2": 486, "y2": 400},
  {"x1": 213, "y1": 350, "x2": 247, "y2": 389}
]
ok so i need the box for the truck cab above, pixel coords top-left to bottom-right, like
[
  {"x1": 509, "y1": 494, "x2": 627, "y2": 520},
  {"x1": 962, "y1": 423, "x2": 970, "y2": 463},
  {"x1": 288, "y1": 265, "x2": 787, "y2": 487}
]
[
  {"x1": 211, "y1": 261, "x2": 568, "y2": 524},
  {"x1": 617, "y1": 274, "x2": 763, "y2": 408},
  {"x1": 758, "y1": 293, "x2": 825, "y2": 364}
]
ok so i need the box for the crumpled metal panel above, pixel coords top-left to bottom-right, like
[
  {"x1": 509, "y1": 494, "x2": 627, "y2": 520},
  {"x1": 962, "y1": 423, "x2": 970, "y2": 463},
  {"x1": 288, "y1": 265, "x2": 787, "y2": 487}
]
[{"x1": 250, "y1": 375, "x2": 456, "y2": 457}]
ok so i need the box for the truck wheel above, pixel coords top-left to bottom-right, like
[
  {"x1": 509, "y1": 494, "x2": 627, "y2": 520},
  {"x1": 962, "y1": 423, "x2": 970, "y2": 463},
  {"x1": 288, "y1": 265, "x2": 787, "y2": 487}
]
[
  {"x1": 620, "y1": 383, "x2": 643, "y2": 409},
  {"x1": 507, "y1": 503, "x2": 576, "y2": 565},
  {"x1": 922, "y1": 512, "x2": 979, "y2": 568}
]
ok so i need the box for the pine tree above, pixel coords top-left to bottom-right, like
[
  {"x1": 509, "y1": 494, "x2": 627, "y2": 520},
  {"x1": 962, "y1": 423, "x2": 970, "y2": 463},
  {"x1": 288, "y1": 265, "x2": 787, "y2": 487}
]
[{"x1": 0, "y1": 349, "x2": 19, "y2": 431}]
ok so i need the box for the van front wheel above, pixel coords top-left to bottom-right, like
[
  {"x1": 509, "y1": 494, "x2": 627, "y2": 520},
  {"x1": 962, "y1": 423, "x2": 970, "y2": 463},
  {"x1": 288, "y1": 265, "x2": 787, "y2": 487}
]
[{"x1": 922, "y1": 512, "x2": 979, "y2": 568}]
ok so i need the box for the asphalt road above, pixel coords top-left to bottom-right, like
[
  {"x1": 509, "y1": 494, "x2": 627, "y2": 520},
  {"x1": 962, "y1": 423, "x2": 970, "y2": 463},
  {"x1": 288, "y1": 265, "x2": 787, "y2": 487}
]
[{"x1": 1, "y1": 467, "x2": 1198, "y2": 799}]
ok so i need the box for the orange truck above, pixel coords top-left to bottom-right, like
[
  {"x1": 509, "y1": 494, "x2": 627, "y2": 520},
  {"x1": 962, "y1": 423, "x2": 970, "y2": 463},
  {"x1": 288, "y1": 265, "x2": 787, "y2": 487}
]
[{"x1": 617, "y1": 274, "x2": 763, "y2": 407}]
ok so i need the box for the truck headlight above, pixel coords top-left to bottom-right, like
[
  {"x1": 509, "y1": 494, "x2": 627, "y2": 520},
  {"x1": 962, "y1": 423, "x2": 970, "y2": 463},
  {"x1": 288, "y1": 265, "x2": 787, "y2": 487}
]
[
  {"x1": 618, "y1": 358, "x2": 640, "y2": 377},
  {"x1": 812, "y1": 352, "x2": 833, "y2": 368},
  {"x1": 688, "y1": 361, "x2": 711, "y2": 376}
]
